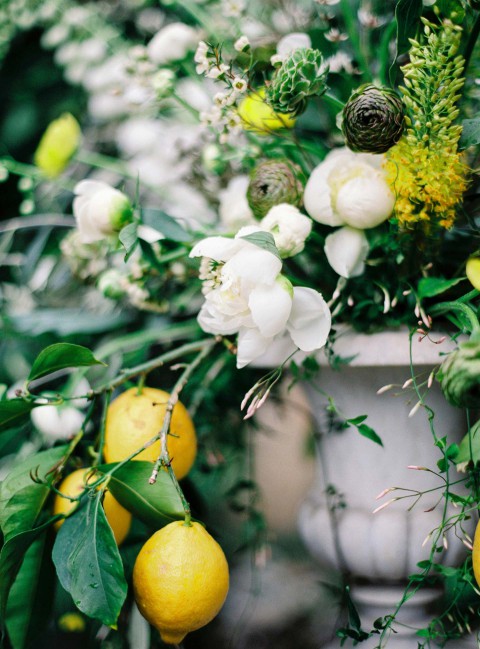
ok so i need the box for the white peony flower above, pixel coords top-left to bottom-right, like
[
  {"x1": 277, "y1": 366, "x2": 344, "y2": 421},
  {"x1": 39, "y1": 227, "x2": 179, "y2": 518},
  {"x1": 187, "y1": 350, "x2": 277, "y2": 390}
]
[
  {"x1": 190, "y1": 230, "x2": 331, "y2": 367},
  {"x1": 31, "y1": 404, "x2": 85, "y2": 444},
  {"x1": 277, "y1": 32, "x2": 312, "y2": 57},
  {"x1": 73, "y1": 180, "x2": 133, "y2": 244},
  {"x1": 260, "y1": 204, "x2": 312, "y2": 258},
  {"x1": 219, "y1": 176, "x2": 255, "y2": 230},
  {"x1": 304, "y1": 148, "x2": 395, "y2": 229},
  {"x1": 147, "y1": 23, "x2": 198, "y2": 65},
  {"x1": 324, "y1": 226, "x2": 369, "y2": 278}
]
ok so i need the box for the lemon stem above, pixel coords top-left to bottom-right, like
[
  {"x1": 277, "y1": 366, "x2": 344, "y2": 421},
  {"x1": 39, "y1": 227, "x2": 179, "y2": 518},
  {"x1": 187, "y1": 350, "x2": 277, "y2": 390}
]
[
  {"x1": 93, "y1": 389, "x2": 112, "y2": 467},
  {"x1": 136, "y1": 373, "x2": 146, "y2": 395},
  {"x1": 147, "y1": 339, "x2": 218, "y2": 523}
]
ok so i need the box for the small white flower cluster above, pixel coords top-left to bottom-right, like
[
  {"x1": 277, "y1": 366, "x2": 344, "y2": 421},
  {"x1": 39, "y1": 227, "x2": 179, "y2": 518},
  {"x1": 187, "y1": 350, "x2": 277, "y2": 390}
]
[{"x1": 195, "y1": 40, "x2": 249, "y2": 142}]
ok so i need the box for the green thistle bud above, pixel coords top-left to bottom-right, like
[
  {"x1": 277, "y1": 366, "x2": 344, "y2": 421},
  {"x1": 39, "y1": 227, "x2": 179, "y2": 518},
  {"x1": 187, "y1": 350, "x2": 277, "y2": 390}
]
[
  {"x1": 342, "y1": 84, "x2": 405, "y2": 154},
  {"x1": 266, "y1": 48, "x2": 329, "y2": 117},
  {"x1": 438, "y1": 339, "x2": 480, "y2": 408},
  {"x1": 247, "y1": 159, "x2": 305, "y2": 219}
]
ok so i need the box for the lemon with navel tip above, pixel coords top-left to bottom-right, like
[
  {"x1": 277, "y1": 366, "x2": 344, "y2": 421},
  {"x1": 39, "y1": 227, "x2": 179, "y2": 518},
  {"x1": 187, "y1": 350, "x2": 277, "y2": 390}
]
[{"x1": 133, "y1": 521, "x2": 229, "y2": 644}]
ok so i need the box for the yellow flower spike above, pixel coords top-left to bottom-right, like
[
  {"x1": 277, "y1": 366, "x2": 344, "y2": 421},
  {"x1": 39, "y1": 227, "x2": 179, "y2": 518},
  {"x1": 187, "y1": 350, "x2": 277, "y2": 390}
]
[
  {"x1": 237, "y1": 88, "x2": 296, "y2": 135},
  {"x1": 34, "y1": 113, "x2": 81, "y2": 178},
  {"x1": 466, "y1": 257, "x2": 480, "y2": 291}
]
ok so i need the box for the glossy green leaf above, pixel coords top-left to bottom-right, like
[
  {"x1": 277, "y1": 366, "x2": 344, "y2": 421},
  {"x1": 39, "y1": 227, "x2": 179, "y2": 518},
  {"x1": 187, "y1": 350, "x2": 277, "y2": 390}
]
[
  {"x1": 28, "y1": 343, "x2": 105, "y2": 384},
  {"x1": 0, "y1": 445, "x2": 67, "y2": 539},
  {"x1": 0, "y1": 400, "x2": 35, "y2": 433},
  {"x1": 52, "y1": 494, "x2": 127, "y2": 626},
  {"x1": 0, "y1": 518, "x2": 57, "y2": 621},
  {"x1": 460, "y1": 119, "x2": 480, "y2": 150},
  {"x1": 356, "y1": 423, "x2": 383, "y2": 447},
  {"x1": 119, "y1": 222, "x2": 138, "y2": 261},
  {"x1": 239, "y1": 231, "x2": 280, "y2": 260},
  {"x1": 142, "y1": 208, "x2": 192, "y2": 242},
  {"x1": 417, "y1": 276, "x2": 465, "y2": 299},
  {"x1": 454, "y1": 421, "x2": 480, "y2": 467},
  {"x1": 98, "y1": 461, "x2": 184, "y2": 528},
  {"x1": 5, "y1": 533, "x2": 54, "y2": 649},
  {"x1": 394, "y1": 0, "x2": 423, "y2": 59}
]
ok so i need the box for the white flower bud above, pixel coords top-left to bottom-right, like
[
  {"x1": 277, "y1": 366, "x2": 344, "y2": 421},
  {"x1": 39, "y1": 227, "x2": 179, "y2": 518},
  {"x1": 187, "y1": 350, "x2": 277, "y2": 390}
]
[
  {"x1": 73, "y1": 180, "x2": 133, "y2": 244},
  {"x1": 260, "y1": 204, "x2": 312, "y2": 258},
  {"x1": 31, "y1": 405, "x2": 85, "y2": 443},
  {"x1": 147, "y1": 23, "x2": 198, "y2": 64},
  {"x1": 234, "y1": 36, "x2": 250, "y2": 52},
  {"x1": 324, "y1": 226, "x2": 369, "y2": 278}
]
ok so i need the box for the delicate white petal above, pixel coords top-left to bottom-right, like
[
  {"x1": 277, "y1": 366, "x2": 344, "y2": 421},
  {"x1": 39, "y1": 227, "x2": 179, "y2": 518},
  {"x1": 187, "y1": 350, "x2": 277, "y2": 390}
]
[
  {"x1": 74, "y1": 179, "x2": 111, "y2": 197},
  {"x1": 249, "y1": 279, "x2": 292, "y2": 337},
  {"x1": 197, "y1": 299, "x2": 249, "y2": 335},
  {"x1": 336, "y1": 174, "x2": 395, "y2": 229},
  {"x1": 189, "y1": 236, "x2": 242, "y2": 261},
  {"x1": 235, "y1": 225, "x2": 263, "y2": 238},
  {"x1": 236, "y1": 327, "x2": 273, "y2": 368},
  {"x1": 137, "y1": 224, "x2": 165, "y2": 243},
  {"x1": 303, "y1": 161, "x2": 344, "y2": 226},
  {"x1": 74, "y1": 197, "x2": 104, "y2": 243},
  {"x1": 324, "y1": 226, "x2": 369, "y2": 278},
  {"x1": 223, "y1": 247, "x2": 282, "y2": 285},
  {"x1": 287, "y1": 287, "x2": 331, "y2": 351}
]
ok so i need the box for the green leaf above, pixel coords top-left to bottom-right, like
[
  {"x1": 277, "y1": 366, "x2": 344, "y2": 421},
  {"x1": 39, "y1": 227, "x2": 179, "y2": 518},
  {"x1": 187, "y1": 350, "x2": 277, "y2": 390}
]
[
  {"x1": 460, "y1": 119, "x2": 480, "y2": 150},
  {"x1": 0, "y1": 400, "x2": 35, "y2": 433},
  {"x1": 0, "y1": 445, "x2": 68, "y2": 539},
  {"x1": 239, "y1": 231, "x2": 281, "y2": 260},
  {"x1": 28, "y1": 343, "x2": 105, "y2": 384},
  {"x1": 142, "y1": 208, "x2": 193, "y2": 242},
  {"x1": 0, "y1": 519, "x2": 56, "y2": 622},
  {"x1": 97, "y1": 462, "x2": 184, "y2": 528},
  {"x1": 5, "y1": 533, "x2": 54, "y2": 649},
  {"x1": 356, "y1": 423, "x2": 383, "y2": 447},
  {"x1": 119, "y1": 222, "x2": 138, "y2": 261},
  {"x1": 52, "y1": 494, "x2": 127, "y2": 627},
  {"x1": 393, "y1": 0, "x2": 423, "y2": 60},
  {"x1": 346, "y1": 415, "x2": 368, "y2": 426},
  {"x1": 417, "y1": 276, "x2": 465, "y2": 300},
  {"x1": 454, "y1": 421, "x2": 480, "y2": 467}
]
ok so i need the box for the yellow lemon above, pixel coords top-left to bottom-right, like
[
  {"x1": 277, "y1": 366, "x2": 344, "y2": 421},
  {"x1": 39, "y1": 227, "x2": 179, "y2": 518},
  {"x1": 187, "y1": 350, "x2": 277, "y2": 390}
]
[
  {"x1": 238, "y1": 88, "x2": 296, "y2": 134},
  {"x1": 466, "y1": 257, "x2": 480, "y2": 291},
  {"x1": 472, "y1": 518, "x2": 480, "y2": 588},
  {"x1": 34, "y1": 113, "x2": 81, "y2": 178},
  {"x1": 104, "y1": 387, "x2": 197, "y2": 481},
  {"x1": 133, "y1": 521, "x2": 229, "y2": 644},
  {"x1": 52, "y1": 468, "x2": 131, "y2": 545}
]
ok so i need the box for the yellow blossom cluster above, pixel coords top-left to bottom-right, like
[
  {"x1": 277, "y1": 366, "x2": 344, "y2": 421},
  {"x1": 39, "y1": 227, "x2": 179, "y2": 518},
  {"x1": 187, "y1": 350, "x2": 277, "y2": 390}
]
[{"x1": 385, "y1": 16, "x2": 468, "y2": 230}]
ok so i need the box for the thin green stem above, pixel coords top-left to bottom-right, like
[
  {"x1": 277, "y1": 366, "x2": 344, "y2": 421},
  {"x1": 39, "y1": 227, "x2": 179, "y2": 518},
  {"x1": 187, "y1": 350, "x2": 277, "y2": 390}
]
[
  {"x1": 0, "y1": 158, "x2": 76, "y2": 192},
  {"x1": 93, "y1": 390, "x2": 112, "y2": 467},
  {"x1": 171, "y1": 92, "x2": 200, "y2": 120},
  {"x1": 91, "y1": 338, "x2": 215, "y2": 395},
  {"x1": 0, "y1": 214, "x2": 75, "y2": 233},
  {"x1": 323, "y1": 92, "x2": 345, "y2": 111},
  {"x1": 148, "y1": 340, "x2": 217, "y2": 524},
  {"x1": 339, "y1": 0, "x2": 370, "y2": 80},
  {"x1": 429, "y1": 301, "x2": 480, "y2": 335}
]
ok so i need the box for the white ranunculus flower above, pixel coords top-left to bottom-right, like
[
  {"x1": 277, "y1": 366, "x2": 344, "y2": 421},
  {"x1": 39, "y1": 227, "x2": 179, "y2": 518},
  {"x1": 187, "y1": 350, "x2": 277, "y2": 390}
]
[
  {"x1": 147, "y1": 23, "x2": 198, "y2": 65},
  {"x1": 304, "y1": 148, "x2": 395, "y2": 229},
  {"x1": 219, "y1": 176, "x2": 255, "y2": 230},
  {"x1": 324, "y1": 226, "x2": 369, "y2": 278},
  {"x1": 31, "y1": 404, "x2": 85, "y2": 444},
  {"x1": 277, "y1": 32, "x2": 312, "y2": 56},
  {"x1": 260, "y1": 204, "x2": 312, "y2": 258},
  {"x1": 190, "y1": 230, "x2": 331, "y2": 367},
  {"x1": 73, "y1": 180, "x2": 133, "y2": 244}
]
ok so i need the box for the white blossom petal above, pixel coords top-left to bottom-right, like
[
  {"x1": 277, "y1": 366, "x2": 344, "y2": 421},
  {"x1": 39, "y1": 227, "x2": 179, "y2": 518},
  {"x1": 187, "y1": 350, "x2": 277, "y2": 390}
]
[
  {"x1": 223, "y1": 247, "x2": 282, "y2": 285},
  {"x1": 249, "y1": 278, "x2": 292, "y2": 337},
  {"x1": 189, "y1": 236, "x2": 242, "y2": 261},
  {"x1": 324, "y1": 226, "x2": 369, "y2": 278},
  {"x1": 287, "y1": 287, "x2": 331, "y2": 351},
  {"x1": 237, "y1": 327, "x2": 273, "y2": 368}
]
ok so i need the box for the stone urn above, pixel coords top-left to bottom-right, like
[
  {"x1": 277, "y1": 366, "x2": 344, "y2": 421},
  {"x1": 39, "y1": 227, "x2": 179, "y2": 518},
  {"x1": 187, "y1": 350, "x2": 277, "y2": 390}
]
[{"x1": 295, "y1": 328, "x2": 474, "y2": 648}]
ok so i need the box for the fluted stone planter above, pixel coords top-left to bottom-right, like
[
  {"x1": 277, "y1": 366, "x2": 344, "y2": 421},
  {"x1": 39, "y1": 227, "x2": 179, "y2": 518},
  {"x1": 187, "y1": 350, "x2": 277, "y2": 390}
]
[{"x1": 295, "y1": 329, "x2": 474, "y2": 648}]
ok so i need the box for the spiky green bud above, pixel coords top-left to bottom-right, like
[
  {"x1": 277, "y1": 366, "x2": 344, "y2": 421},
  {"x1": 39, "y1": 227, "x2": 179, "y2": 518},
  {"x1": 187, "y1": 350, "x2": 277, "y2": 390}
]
[
  {"x1": 247, "y1": 159, "x2": 305, "y2": 219},
  {"x1": 438, "y1": 340, "x2": 480, "y2": 408},
  {"x1": 266, "y1": 48, "x2": 329, "y2": 117},
  {"x1": 342, "y1": 84, "x2": 405, "y2": 154}
]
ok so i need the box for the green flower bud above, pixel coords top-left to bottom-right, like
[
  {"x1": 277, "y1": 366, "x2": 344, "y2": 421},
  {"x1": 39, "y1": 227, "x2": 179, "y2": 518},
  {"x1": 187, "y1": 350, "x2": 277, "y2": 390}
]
[
  {"x1": 266, "y1": 48, "x2": 329, "y2": 117},
  {"x1": 342, "y1": 84, "x2": 405, "y2": 154},
  {"x1": 438, "y1": 339, "x2": 480, "y2": 408},
  {"x1": 247, "y1": 159, "x2": 305, "y2": 219}
]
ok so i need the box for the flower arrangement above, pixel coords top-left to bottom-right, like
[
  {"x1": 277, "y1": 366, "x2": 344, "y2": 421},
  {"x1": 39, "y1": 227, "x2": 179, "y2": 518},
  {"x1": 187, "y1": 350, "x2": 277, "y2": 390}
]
[{"x1": 1, "y1": 0, "x2": 480, "y2": 647}]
